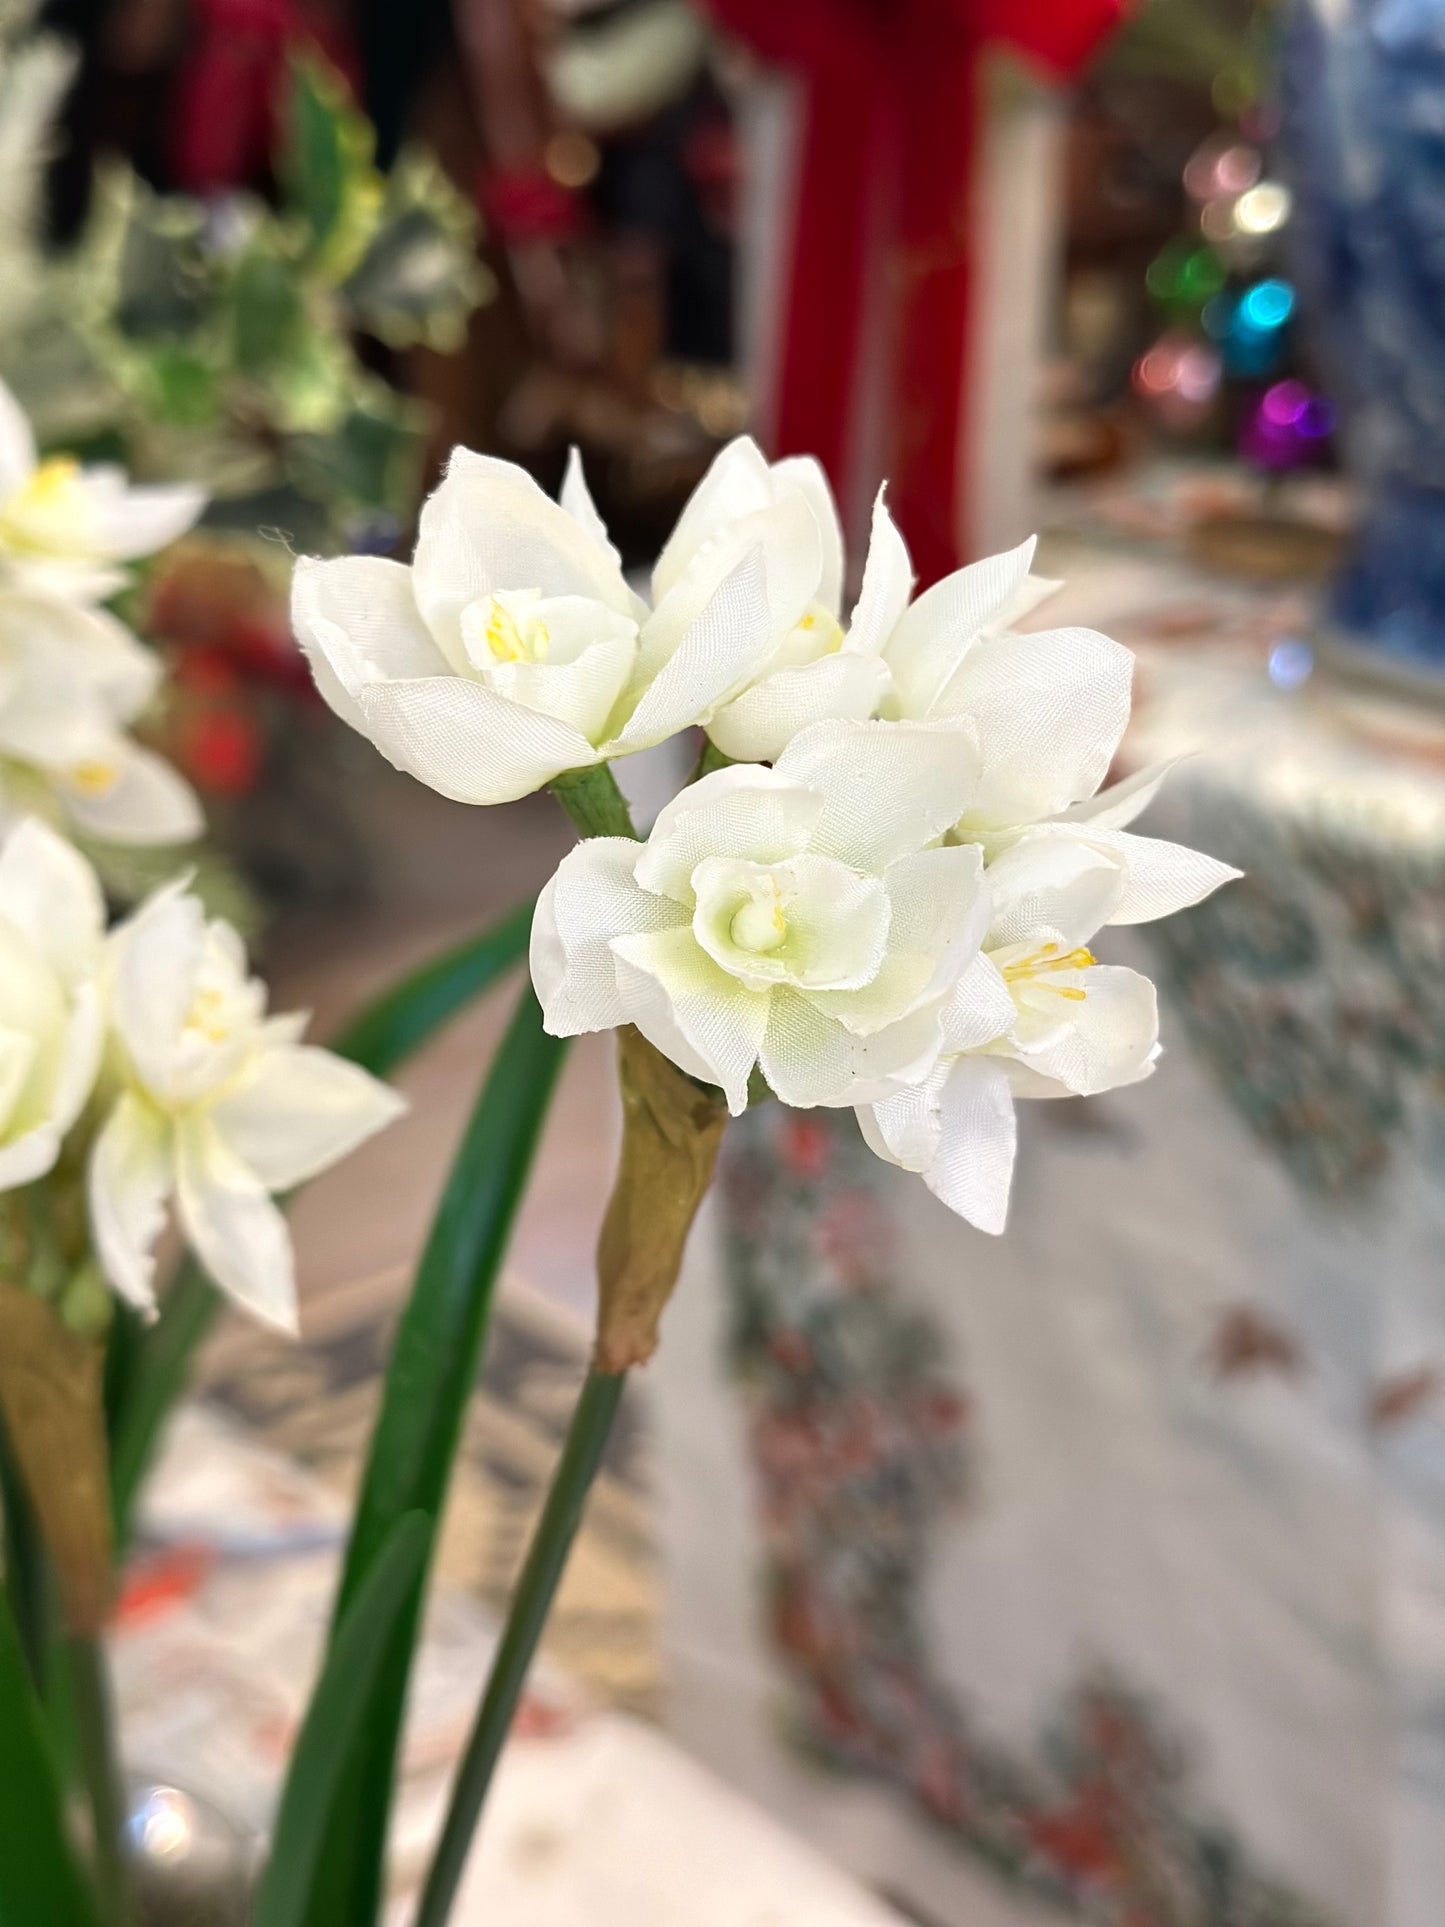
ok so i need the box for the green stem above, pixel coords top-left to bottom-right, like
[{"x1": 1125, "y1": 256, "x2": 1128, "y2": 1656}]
[
  {"x1": 549, "y1": 765, "x2": 639, "y2": 840},
  {"x1": 413, "y1": 1369, "x2": 626, "y2": 1927},
  {"x1": 67, "y1": 1634, "x2": 133, "y2": 1927},
  {"x1": 0, "y1": 1407, "x2": 46, "y2": 1694}
]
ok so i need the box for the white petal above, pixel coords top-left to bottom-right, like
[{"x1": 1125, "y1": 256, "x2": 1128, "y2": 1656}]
[
  {"x1": 0, "y1": 1121, "x2": 61, "y2": 1188},
  {"x1": 465, "y1": 602, "x2": 637, "y2": 741},
  {"x1": 845, "y1": 490, "x2": 913, "y2": 659},
  {"x1": 1064, "y1": 757, "x2": 1179, "y2": 832},
  {"x1": 211, "y1": 1043, "x2": 405, "y2": 1192},
  {"x1": 356, "y1": 675, "x2": 598, "y2": 804},
  {"x1": 634, "y1": 764, "x2": 823, "y2": 905},
  {"x1": 652, "y1": 436, "x2": 774, "y2": 604},
  {"x1": 758, "y1": 989, "x2": 940, "y2": 1109},
  {"x1": 620, "y1": 493, "x2": 822, "y2": 746},
  {"x1": 413, "y1": 449, "x2": 636, "y2": 664},
  {"x1": 1010, "y1": 964, "x2": 1158, "y2": 1096},
  {"x1": 84, "y1": 473, "x2": 205, "y2": 560},
  {"x1": 0, "y1": 594, "x2": 162, "y2": 723},
  {"x1": 109, "y1": 883, "x2": 205, "y2": 1097},
  {"x1": 691, "y1": 854, "x2": 891, "y2": 993},
  {"x1": 939, "y1": 626, "x2": 1133, "y2": 831},
  {"x1": 773, "y1": 717, "x2": 979, "y2": 873},
  {"x1": 856, "y1": 1063, "x2": 948, "y2": 1174},
  {"x1": 561, "y1": 448, "x2": 620, "y2": 570},
  {"x1": 88, "y1": 1092, "x2": 173, "y2": 1314},
  {"x1": 62, "y1": 740, "x2": 204, "y2": 846},
  {"x1": 47, "y1": 979, "x2": 103, "y2": 1140},
  {"x1": 531, "y1": 837, "x2": 686, "y2": 1036},
  {"x1": 0, "y1": 379, "x2": 36, "y2": 496},
  {"x1": 810, "y1": 842, "x2": 989, "y2": 1036},
  {"x1": 923, "y1": 1056, "x2": 1017, "y2": 1234},
  {"x1": 174, "y1": 1115, "x2": 297, "y2": 1332},
  {"x1": 984, "y1": 833, "x2": 1126, "y2": 949},
  {"x1": 1102, "y1": 830, "x2": 1242, "y2": 926},
  {"x1": 611, "y1": 925, "x2": 769, "y2": 1114},
  {"x1": 0, "y1": 816, "x2": 104, "y2": 980},
  {"x1": 940, "y1": 953, "x2": 1016, "y2": 1053},
  {"x1": 705, "y1": 651, "x2": 890, "y2": 764},
  {"x1": 771, "y1": 455, "x2": 845, "y2": 614},
  {"x1": 883, "y1": 537, "x2": 1036, "y2": 717},
  {"x1": 293, "y1": 554, "x2": 449, "y2": 736}
]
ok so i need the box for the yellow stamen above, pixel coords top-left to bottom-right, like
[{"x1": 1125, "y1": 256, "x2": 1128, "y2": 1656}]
[
  {"x1": 1000, "y1": 942, "x2": 1095, "y2": 999},
  {"x1": 482, "y1": 598, "x2": 549, "y2": 665},
  {"x1": 730, "y1": 880, "x2": 788, "y2": 955},
  {"x1": 68, "y1": 759, "x2": 119, "y2": 796}
]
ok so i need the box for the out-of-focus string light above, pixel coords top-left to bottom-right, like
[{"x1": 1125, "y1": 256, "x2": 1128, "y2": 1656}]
[
  {"x1": 1234, "y1": 181, "x2": 1293, "y2": 236},
  {"x1": 1239, "y1": 379, "x2": 1337, "y2": 467},
  {"x1": 1183, "y1": 137, "x2": 1262, "y2": 203},
  {"x1": 1145, "y1": 239, "x2": 1228, "y2": 314}
]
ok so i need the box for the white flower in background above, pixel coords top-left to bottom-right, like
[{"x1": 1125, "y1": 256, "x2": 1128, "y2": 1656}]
[
  {"x1": 0, "y1": 589, "x2": 203, "y2": 844},
  {"x1": 0, "y1": 379, "x2": 204, "y2": 602},
  {"x1": 293, "y1": 445, "x2": 823, "y2": 806},
  {"x1": 89, "y1": 884, "x2": 406, "y2": 1329},
  {"x1": 0, "y1": 818, "x2": 105, "y2": 1187},
  {"x1": 859, "y1": 833, "x2": 1210, "y2": 1235},
  {"x1": 532, "y1": 718, "x2": 989, "y2": 1114}
]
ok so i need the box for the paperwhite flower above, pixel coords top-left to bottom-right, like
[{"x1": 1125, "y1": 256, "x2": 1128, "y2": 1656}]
[
  {"x1": 655, "y1": 438, "x2": 894, "y2": 763},
  {"x1": 0, "y1": 379, "x2": 204, "y2": 602},
  {"x1": 0, "y1": 589, "x2": 203, "y2": 844},
  {"x1": 89, "y1": 885, "x2": 406, "y2": 1329},
  {"x1": 867, "y1": 519, "x2": 1239, "y2": 924},
  {"x1": 0, "y1": 818, "x2": 105, "y2": 1188},
  {"x1": 531, "y1": 718, "x2": 989, "y2": 1114},
  {"x1": 293, "y1": 445, "x2": 823, "y2": 806},
  {"x1": 858, "y1": 834, "x2": 1185, "y2": 1235}
]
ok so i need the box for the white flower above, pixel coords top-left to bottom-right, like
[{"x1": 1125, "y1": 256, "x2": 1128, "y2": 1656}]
[
  {"x1": 89, "y1": 884, "x2": 406, "y2": 1330},
  {"x1": 531, "y1": 718, "x2": 989, "y2": 1114},
  {"x1": 655, "y1": 438, "x2": 894, "y2": 763},
  {"x1": 293, "y1": 445, "x2": 823, "y2": 806},
  {"x1": 0, "y1": 589, "x2": 203, "y2": 844},
  {"x1": 866, "y1": 520, "x2": 1239, "y2": 924},
  {"x1": 0, "y1": 379, "x2": 205, "y2": 602},
  {"x1": 858, "y1": 835, "x2": 1183, "y2": 1235},
  {"x1": 0, "y1": 818, "x2": 105, "y2": 1188}
]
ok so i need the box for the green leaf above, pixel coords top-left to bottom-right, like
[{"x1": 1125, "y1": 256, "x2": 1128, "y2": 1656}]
[
  {"x1": 250, "y1": 1512, "x2": 428, "y2": 1927},
  {"x1": 300, "y1": 987, "x2": 568, "y2": 1926},
  {"x1": 106, "y1": 899, "x2": 536, "y2": 1546},
  {"x1": 230, "y1": 245, "x2": 308, "y2": 376},
  {"x1": 330, "y1": 898, "x2": 533, "y2": 1079},
  {"x1": 0, "y1": 1588, "x2": 102, "y2": 1927},
  {"x1": 280, "y1": 52, "x2": 381, "y2": 280}
]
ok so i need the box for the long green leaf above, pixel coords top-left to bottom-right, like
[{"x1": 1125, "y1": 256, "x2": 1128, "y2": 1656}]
[
  {"x1": 0, "y1": 1589, "x2": 101, "y2": 1927},
  {"x1": 106, "y1": 900, "x2": 535, "y2": 1542},
  {"x1": 250, "y1": 1512, "x2": 429, "y2": 1927},
  {"x1": 299, "y1": 986, "x2": 568, "y2": 1927}
]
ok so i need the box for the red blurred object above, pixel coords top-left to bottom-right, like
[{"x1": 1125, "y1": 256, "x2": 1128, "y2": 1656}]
[
  {"x1": 476, "y1": 166, "x2": 587, "y2": 245},
  {"x1": 185, "y1": 707, "x2": 264, "y2": 796},
  {"x1": 171, "y1": 0, "x2": 362, "y2": 193},
  {"x1": 706, "y1": 0, "x2": 1128, "y2": 586}
]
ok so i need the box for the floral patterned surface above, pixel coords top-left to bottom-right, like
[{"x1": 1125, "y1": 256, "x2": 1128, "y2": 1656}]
[{"x1": 720, "y1": 1109, "x2": 1336, "y2": 1927}]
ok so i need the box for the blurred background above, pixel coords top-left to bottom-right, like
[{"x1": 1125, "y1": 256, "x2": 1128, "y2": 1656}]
[{"x1": 19, "y1": 0, "x2": 1445, "y2": 1920}]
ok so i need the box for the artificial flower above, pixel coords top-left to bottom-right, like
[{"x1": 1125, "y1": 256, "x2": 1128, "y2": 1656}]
[
  {"x1": 0, "y1": 378, "x2": 205, "y2": 602},
  {"x1": 531, "y1": 717, "x2": 989, "y2": 1114},
  {"x1": 0, "y1": 588, "x2": 203, "y2": 844},
  {"x1": 293, "y1": 445, "x2": 822, "y2": 806},
  {"x1": 89, "y1": 882, "x2": 405, "y2": 1329},
  {"x1": 858, "y1": 832, "x2": 1215, "y2": 1234},
  {"x1": 0, "y1": 817, "x2": 105, "y2": 1188},
  {"x1": 655, "y1": 437, "x2": 893, "y2": 763}
]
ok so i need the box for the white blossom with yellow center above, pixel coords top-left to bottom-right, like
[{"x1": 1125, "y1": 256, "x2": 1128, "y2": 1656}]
[
  {"x1": 531, "y1": 717, "x2": 990, "y2": 1115},
  {"x1": 292, "y1": 445, "x2": 824, "y2": 807},
  {"x1": 858, "y1": 836, "x2": 1174, "y2": 1234},
  {"x1": 0, "y1": 588, "x2": 202, "y2": 844},
  {"x1": 0, "y1": 818, "x2": 105, "y2": 1189},
  {"x1": 0, "y1": 379, "x2": 204, "y2": 602},
  {"x1": 89, "y1": 883, "x2": 406, "y2": 1329}
]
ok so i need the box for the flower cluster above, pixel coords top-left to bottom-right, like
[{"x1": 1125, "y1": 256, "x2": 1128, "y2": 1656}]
[
  {"x1": 0, "y1": 377, "x2": 209, "y2": 846},
  {"x1": 0, "y1": 380, "x2": 403, "y2": 1329},
  {"x1": 297, "y1": 436, "x2": 1238, "y2": 1233}
]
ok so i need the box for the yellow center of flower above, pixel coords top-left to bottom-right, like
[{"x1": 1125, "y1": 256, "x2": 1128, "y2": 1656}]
[
  {"x1": 729, "y1": 880, "x2": 788, "y2": 955},
  {"x1": 186, "y1": 986, "x2": 232, "y2": 1046},
  {"x1": 68, "y1": 759, "x2": 120, "y2": 796},
  {"x1": 1000, "y1": 941, "x2": 1095, "y2": 1001},
  {"x1": 480, "y1": 594, "x2": 550, "y2": 665},
  {"x1": 0, "y1": 458, "x2": 89, "y2": 554},
  {"x1": 794, "y1": 603, "x2": 845, "y2": 654}
]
